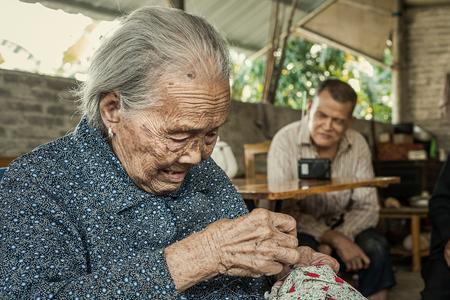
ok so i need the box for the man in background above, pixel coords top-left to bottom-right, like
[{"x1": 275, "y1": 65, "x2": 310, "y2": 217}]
[{"x1": 267, "y1": 79, "x2": 395, "y2": 300}]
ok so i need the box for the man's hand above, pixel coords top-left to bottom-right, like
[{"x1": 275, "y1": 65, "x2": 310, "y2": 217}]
[
  {"x1": 445, "y1": 239, "x2": 450, "y2": 267},
  {"x1": 321, "y1": 230, "x2": 370, "y2": 272}
]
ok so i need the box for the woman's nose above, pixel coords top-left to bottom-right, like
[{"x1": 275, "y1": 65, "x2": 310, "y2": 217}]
[{"x1": 179, "y1": 140, "x2": 202, "y2": 165}]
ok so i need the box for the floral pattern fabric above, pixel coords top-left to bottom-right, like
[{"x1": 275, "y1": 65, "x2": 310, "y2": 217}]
[{"x1": 265, "y1": 265, "x2": 367, "y2": 300}]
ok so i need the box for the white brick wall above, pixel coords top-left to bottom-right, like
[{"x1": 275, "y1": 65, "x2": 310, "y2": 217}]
[{"x1": 404, "y1": 5, "x2": 450, "y2": 151}]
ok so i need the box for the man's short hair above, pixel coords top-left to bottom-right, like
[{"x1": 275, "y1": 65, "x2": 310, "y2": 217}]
[{"x1": 317, "y1": 78, "x2": 357, "y2": 109}]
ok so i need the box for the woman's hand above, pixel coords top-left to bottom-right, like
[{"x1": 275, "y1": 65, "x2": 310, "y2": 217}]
[
  {"x1": 273, "y1": 246, "x2": 340, "y2": 288},
  {"x1": 276, "y1": 246, "x2": 340, "y2": 281},
  {"x1": 164, "y1": 209, "x2": 300, "y2": 291},
  {"x1": 296, "y1": 246, "x2": 339, "y2": 272},
  {"x1": 207, "y1": 208, "x2": 300, "y2": 277}
]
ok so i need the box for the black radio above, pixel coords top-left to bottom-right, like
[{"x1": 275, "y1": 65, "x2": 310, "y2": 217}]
[{"x1": 298, "y1": 158, "x2": 331, "y2": 180}]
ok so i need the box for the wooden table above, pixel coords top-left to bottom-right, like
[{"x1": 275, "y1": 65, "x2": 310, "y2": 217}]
[
  {"x1": 379, "y1": 207, "x2": 429, "y2": 272},
  {"x1": 0, "y1": 156, "x2": 15, "y2": 168},
  {"x1": 233, "y1": 176, "x2": 400, "y2": 201}
]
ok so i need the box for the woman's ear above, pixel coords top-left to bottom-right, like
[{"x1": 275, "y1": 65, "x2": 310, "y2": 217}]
[{"x1": 99, "y1": 92, "x2": 121, "y2": 126}]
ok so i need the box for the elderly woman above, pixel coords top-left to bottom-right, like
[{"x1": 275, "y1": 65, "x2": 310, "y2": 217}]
[{"x1": 0, "y1": 7, "x2": 337, "y2": 299}]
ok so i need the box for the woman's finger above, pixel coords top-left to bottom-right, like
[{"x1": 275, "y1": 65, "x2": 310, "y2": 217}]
[
  {"x1": 269, "y1": 211, "x2": 297, "y2": 237},
  {"x1": 260, "y1": 261, "x2": 284, "y2": 276},
  {"x1": 271, "y1": 232, "x2": 299, "y2": 249},
  {"x1": 221, "y1": 252, "x2": 283, "y2": 277},
  {"x1": 311, "y1": 253, "x2": 340, "y2": 272},
  {"x1": 330, "y1": 259, "x2": 340, "y2": 272},
  {"x1": 271, "y1": 246, "x2": 302, "y2": 265},
  {"x1": 225, "y1": 267, "x2": 253, "y2": 277},
  {"x1": 296, "y1": 246, "x2": 315, "y2": 266},
  {"x1": 257, "y1": 241, "x2": 300, "y2": 265}
]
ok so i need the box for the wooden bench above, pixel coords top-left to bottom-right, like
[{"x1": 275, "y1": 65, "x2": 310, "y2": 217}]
[{"x1": 379, "y1": 206, "x2": 429, "y2": 272}]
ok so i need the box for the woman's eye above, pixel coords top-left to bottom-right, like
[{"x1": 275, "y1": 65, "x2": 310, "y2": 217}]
[
  {"x1": 171, "y1": 137, "x2": 189, "y2": 143},
  {"x1": 205, "y1": 132, "x2": 218, "y2": 144},
  {"x1": 167, "y1": 134, "x2": 190, "y2": 144},
  {"x1": 166, "y1": 136, "x2": 189, "y2": 152}
]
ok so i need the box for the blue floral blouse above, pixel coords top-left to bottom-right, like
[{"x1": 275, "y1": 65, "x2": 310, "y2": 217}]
[{"x1": 0, "y1": 118, "x2": 267, "y2": 299}]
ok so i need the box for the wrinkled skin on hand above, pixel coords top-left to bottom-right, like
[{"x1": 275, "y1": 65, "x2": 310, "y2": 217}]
[
  {"x1": 165, "y1": 209, "x2": 340, "y2": 291},
  {"x1": 165, "y1": 208, "x2": 301, "y2": 291},
  {"x1": 207, "y1": 208, "x2": 300, "y2": 277},
  {"x1": 276, "y1": 246, "x2": 339, "y2": 281},
  {"x1": 296, "y1": 246, "x2": 339, "y2": 272}
]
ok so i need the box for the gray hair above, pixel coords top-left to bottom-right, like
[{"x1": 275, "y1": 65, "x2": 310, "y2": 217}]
[{"x1": 79, "y1": 6, "x2": 230, "y2": 129}]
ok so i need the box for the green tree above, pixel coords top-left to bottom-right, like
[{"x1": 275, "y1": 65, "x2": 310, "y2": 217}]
[{"x1": 231, "y1": 38, "x2": 392, "y2": 122}]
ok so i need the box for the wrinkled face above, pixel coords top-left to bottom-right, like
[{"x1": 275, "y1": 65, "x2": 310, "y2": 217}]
[
  {"x1": 111, "y1": 78, "x2": 230, "y2": 195},
  {"x1": 308, "y1": 89, "x2": 353, "y2": 150}
]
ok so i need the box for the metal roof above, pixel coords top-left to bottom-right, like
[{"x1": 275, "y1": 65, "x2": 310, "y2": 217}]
[
  {"x1": 19, "y1": 0, "x2": 450, "y2": 64},
  {"x1": 20, "y1": 0, "x2": 326, "y2": 52}
]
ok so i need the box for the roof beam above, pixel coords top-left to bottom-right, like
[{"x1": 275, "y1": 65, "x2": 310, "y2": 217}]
[
  {"x1": 20, "y1": 0, "x2": 122, "y2": 18},
  {"x1": 248, "y1": 0, "x2": 336, "y2": 60},
  {"x1": 272, "y1": 0, "x2": 327, "y2": 11},
  {"x1": 228, "y1": 39, "x2": 262, "y2": 52},
  {"x1": 339, "y1": 0, "x2": 392, "y2": 16},
  {"x1": 406, "y1": 0, "x2": 450, "y2": 7},
  {"x1": 293, "y1": 27, "x2": 388, "y2": 67},
  {"x1": 167, "y1": 0, "x2": 185, "y2": 10}
]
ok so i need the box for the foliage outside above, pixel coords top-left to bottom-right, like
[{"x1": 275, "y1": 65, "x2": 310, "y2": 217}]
[{"x1": 230, "y1": 38, "x2": 392, "y2": 123}]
